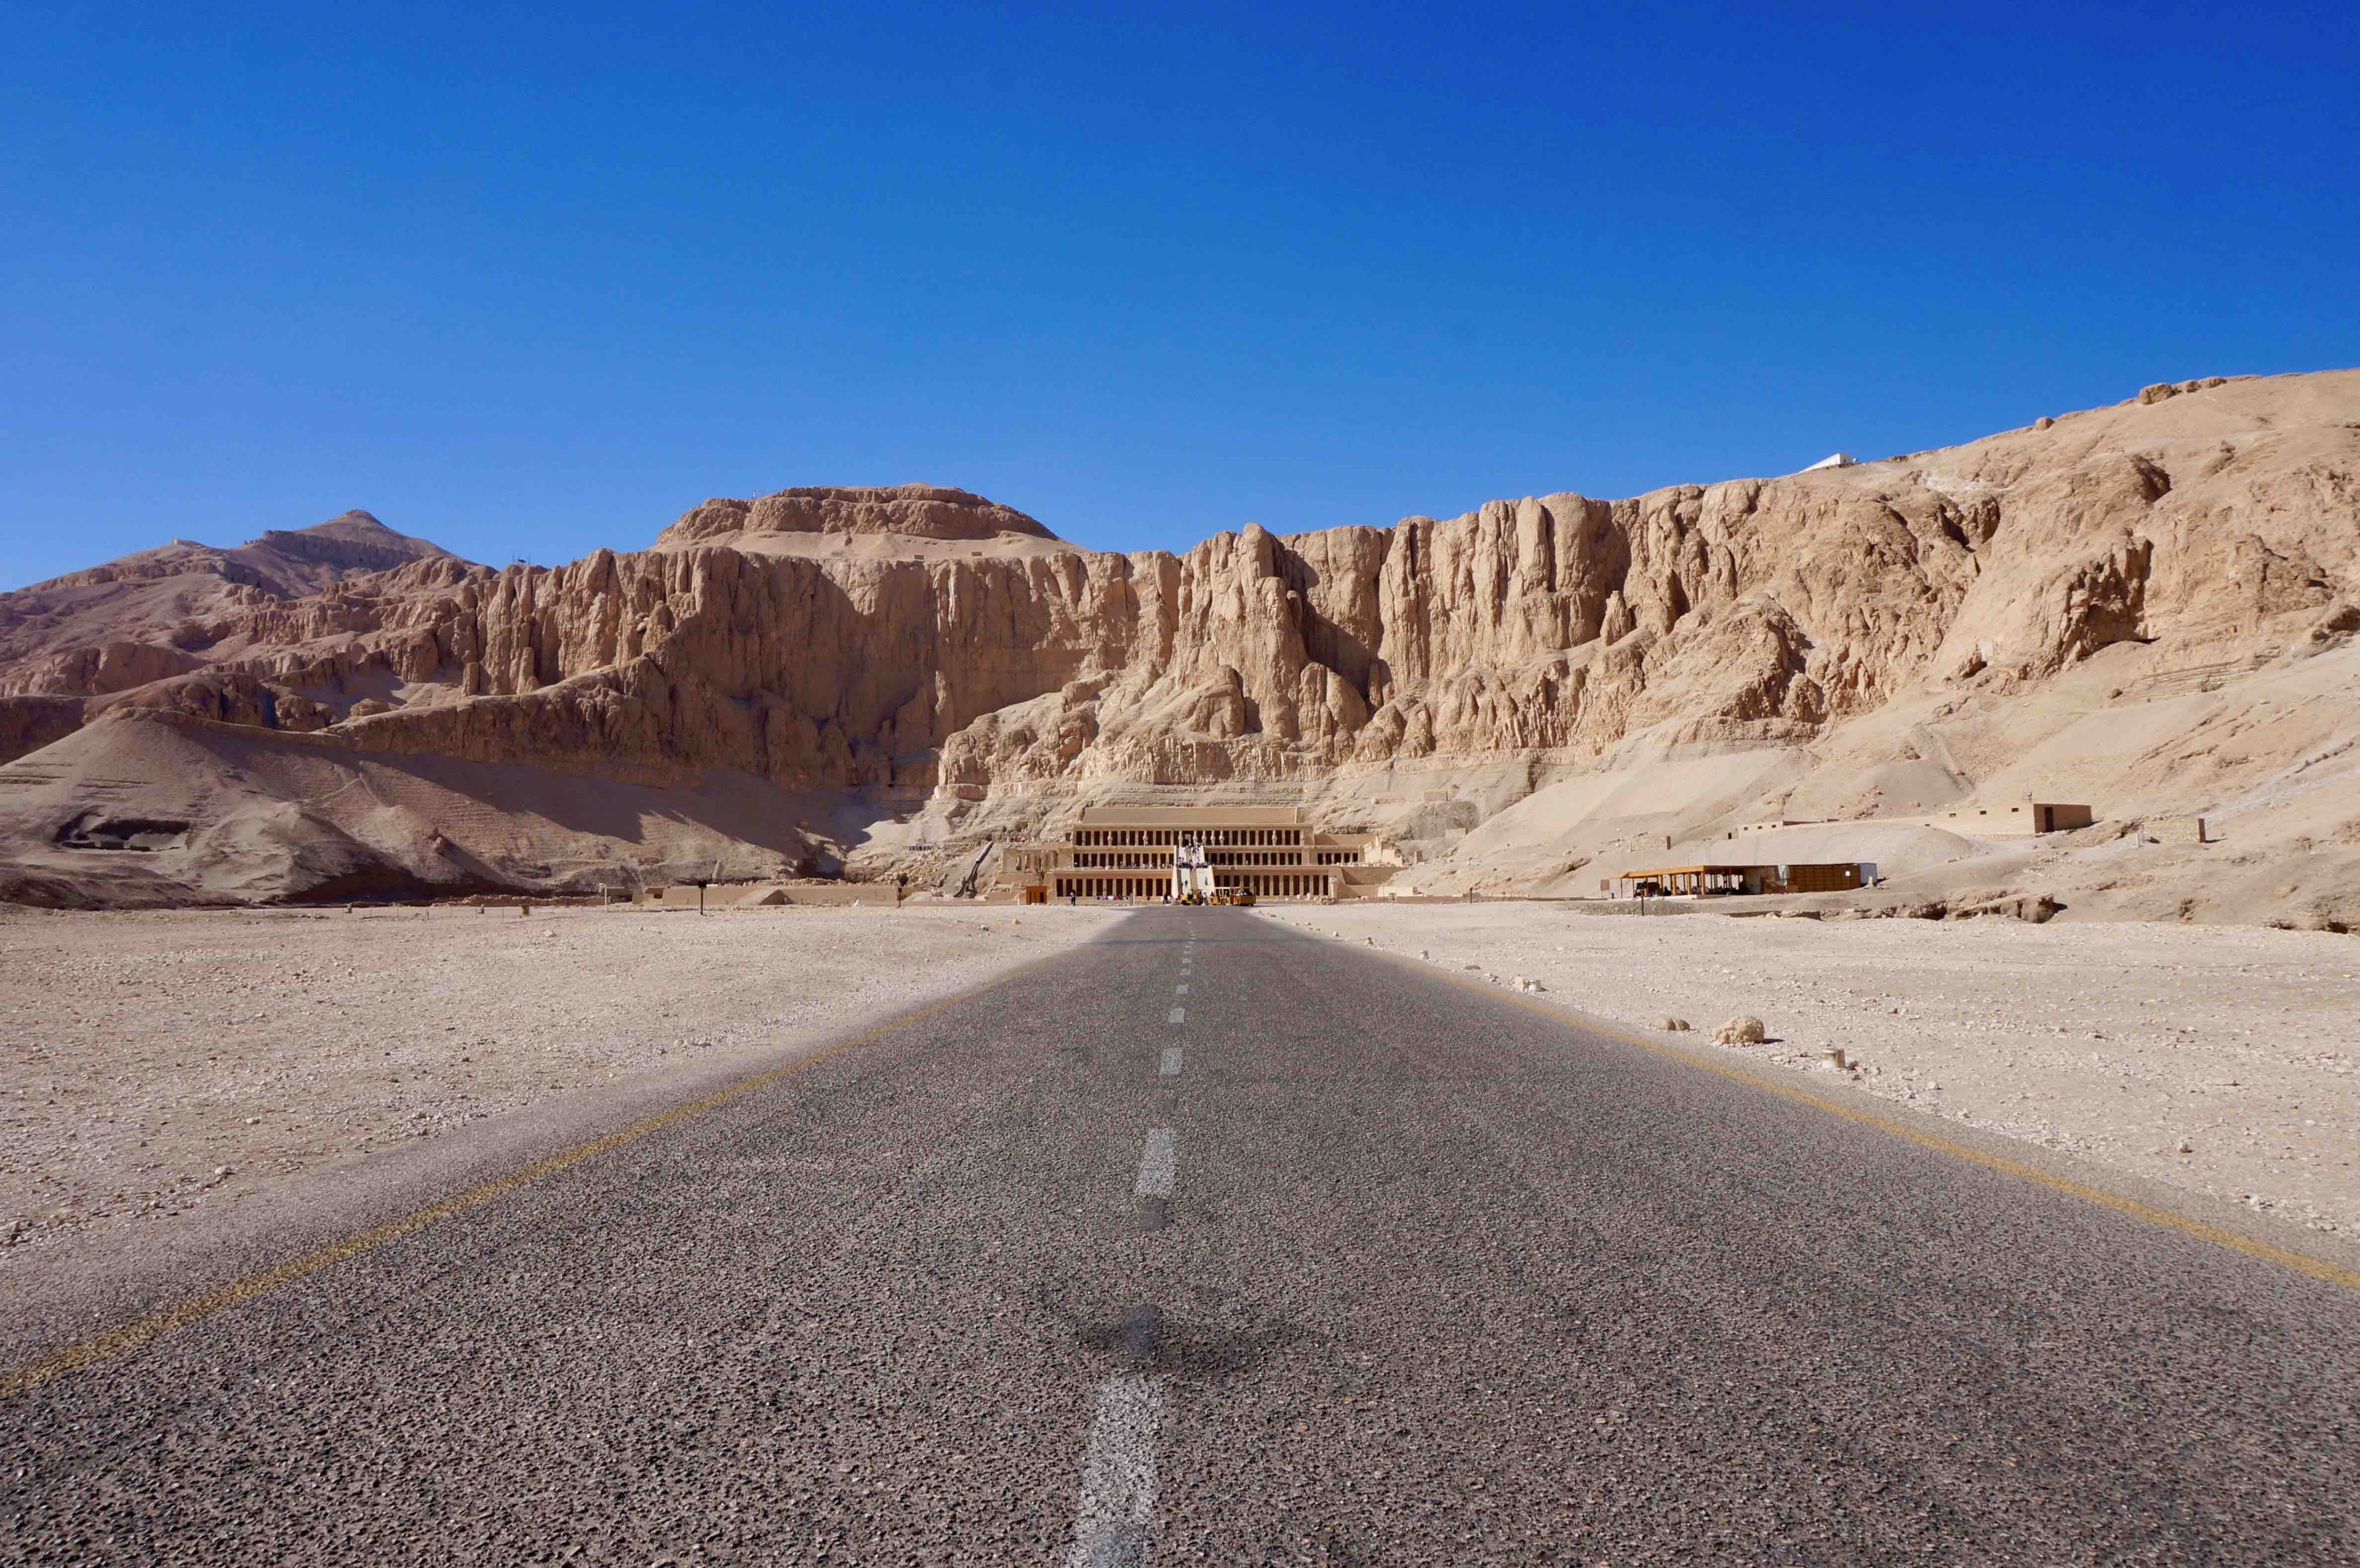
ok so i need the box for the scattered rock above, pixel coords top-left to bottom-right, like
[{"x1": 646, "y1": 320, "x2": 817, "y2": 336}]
[
  {"x1": 1653, "y1": 1017, "x2": 1691, "y2": 1032},
  {"x1": 1951, "y1": 892, "x2": 2063, "y2": 924},
  {"x1": 1713, "y1": 1016, "x2": 1767, "y2": 1046}
]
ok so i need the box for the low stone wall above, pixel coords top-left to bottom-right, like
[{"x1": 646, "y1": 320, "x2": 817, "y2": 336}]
[
  {"x1": 1560, "y1": 899, "x2": 1701, "y2": 918},
  {"x1": 635, "y1": 883, "x2": 902, "y2": 910},
  {"x1": 2147, "y1": 816, "x2": 2208, "y2": 845}
]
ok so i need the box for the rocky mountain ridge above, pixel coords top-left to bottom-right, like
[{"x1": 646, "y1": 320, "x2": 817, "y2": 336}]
[
  {"x1": 0, "y1": 512, "x2": 462, "y2": 704},
  {"x1": 1, "y1": 376, "x2": 2355, "y2": 916}
]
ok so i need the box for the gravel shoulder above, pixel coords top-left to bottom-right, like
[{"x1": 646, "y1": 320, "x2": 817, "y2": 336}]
[
  {"x1": 1262, "y1": 903, "x2": 2360, "y2": 1239},
  {"x1": 0, "y1": 901, "x2": 1112, "y2": 1278}
]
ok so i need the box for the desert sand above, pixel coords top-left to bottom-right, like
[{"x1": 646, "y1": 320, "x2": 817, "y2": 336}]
[
  {"x1": 1262, "y1": 903, "x2": 2360, "y2": 1238},
  {"x1": 9, "y1": 895, "x2": 2352, "y2": 1277},
  {"x1": 0, "y1": 902, "x2": 1111, "y2": 1262}
]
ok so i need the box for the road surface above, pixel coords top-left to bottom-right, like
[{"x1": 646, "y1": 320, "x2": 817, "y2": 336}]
[{"x1": 6, "y1": 906, "x2": 2357, "y2": 1564}]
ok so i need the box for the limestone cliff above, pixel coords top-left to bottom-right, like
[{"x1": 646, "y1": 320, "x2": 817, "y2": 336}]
[{"x1": 1, "y1": 380, "x2": 2356, "y2": 913}]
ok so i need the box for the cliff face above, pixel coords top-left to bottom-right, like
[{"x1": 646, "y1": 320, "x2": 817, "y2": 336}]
[
  {"x1": 323, "y1": 375, "x2": 2353, "y2": 793},
  {"x1": 1, "y1": 380, "x2": 2356, "y2": 907}
]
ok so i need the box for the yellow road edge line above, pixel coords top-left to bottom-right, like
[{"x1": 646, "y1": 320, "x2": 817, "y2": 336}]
[
  {"x1": 1, "y1": 949, "x2": 1070, "y2": 1399},
  {"x1": 1368, "y1": 939, "x2": 2360, "y2": 1294}
]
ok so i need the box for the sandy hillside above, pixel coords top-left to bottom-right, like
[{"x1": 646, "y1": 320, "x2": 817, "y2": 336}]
[
  {"x1": 0, "y1": 708, "x2": 861, "y2": 907},
  {"x1": 1262, "y1": 903, "x2": 2360, "y2": 1240},
  {"x1": 0, "y1": 902, "x2": 1110, "y2": 1264},
  {"x1": 1406, "y1": 639, "x2": 2360, "y2": 932}
]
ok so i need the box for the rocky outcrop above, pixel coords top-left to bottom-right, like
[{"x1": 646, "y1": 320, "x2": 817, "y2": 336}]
[
  {"x1": 0, "y1": 696, "x2": 85, "y2": 767},
  {"x1": 657, "y1": 484, "x2": 1060, "y2": 545},
  {"x1": 2139, "y1": 375, "x2": 2246, "y2": 406}
]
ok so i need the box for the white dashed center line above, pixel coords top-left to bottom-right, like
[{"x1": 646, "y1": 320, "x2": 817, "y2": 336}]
[
  {"x1": 1064, "y1": 1374, "x2": 1166, "y2": 1568},
  {"x1": 1064, "y1": 920, "x2": 1191, "y2": 1562},
  {"x1": 1135, "y1": 1129, "x2": 1177, "y2": 1197}
]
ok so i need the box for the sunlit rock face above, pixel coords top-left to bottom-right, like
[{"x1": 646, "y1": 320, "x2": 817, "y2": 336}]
[{"x1": 3, "y1": 371, "x2": 2358, "y2": 906}]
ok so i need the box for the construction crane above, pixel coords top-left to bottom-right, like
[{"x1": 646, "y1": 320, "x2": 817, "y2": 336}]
[{"x1": 952, "y1": 840, "x2": 996, "y2": 899}]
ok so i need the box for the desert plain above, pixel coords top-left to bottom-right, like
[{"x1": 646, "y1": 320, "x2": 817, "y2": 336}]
[
  {"x1": 6, "y1": 895, "x2": 2354, "y2": 1309},
  {"x1": 0, "y1": 903, "x2": 1109, "y2": 1291},
  {"x1": 1268, "y1": 903, "x2": 2360, "y2": 1235}
]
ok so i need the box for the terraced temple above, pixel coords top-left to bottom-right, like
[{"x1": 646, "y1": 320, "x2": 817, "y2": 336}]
[{"x1": 1000, "y1": 805, "x2": 1404, "y2": 902}]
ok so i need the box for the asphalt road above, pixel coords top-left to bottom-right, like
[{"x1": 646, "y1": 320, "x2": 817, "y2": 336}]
[{"x1": 6, "y1": 906, "x2": 2358, "y2": 1565}]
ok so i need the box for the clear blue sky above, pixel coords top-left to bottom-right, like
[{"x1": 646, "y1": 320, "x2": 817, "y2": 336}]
[{"x1": 4, "y1": 1, "x2": 2356, "y2": 586}]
